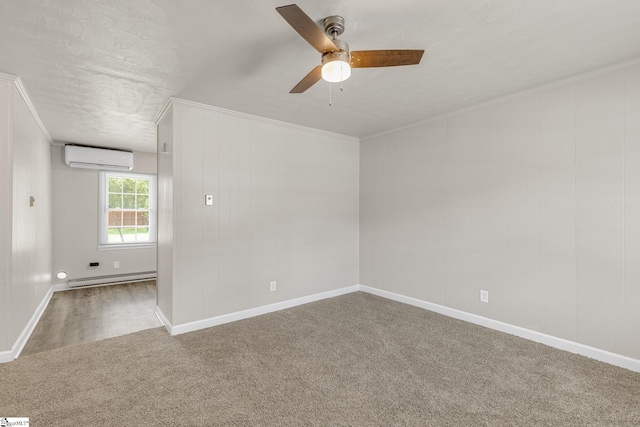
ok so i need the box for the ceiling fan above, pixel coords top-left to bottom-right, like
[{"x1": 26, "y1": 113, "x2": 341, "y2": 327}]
[{"x1": 276, "y1": 4, "x2": 424, "y2": 93}]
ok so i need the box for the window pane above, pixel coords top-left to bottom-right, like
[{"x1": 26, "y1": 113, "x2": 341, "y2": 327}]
[
  {"x1": 108, "y1": 210, "x2": 122, "y2": 226},
  {"x1": 137, "y1": 195, "x2": 149, "y2": 209},
  {"x1": 123, "y1": 178, "x2": 136, "y2": 193},
  {"x1": 136, "y1": 228, "x2": 150, "y2": 242},
  {"x1": 122, "y1": 227, "x2": 136, "y2": 242},
  {"x1": 109, "y1": 194, "x2": 122, "y2": 209},
  {"x1": 109, "y1": 178, "x2": 123, "y2": 193},
  {"x1": 123, "y1": 194, "x2": 135, "y2": 209},
  {"x1": 108, "y1": 228, "x2": 124, "y2": 243},
  {"x1": 123, "y1": 211, "x2": 136, "y2": 226},
  {"x1": 137, "y1": 179, "x2": 149, "y2": 195},
  {"x1": 137, "y1": 211, "x2": 149, "y2": 226}
]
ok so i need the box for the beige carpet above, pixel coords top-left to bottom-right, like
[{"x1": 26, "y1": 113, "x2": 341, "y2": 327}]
[{"x1": 1, "y1": 292, "x2": 639, "y2": 425}]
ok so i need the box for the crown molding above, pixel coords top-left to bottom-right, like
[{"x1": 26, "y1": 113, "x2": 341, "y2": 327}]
[
  {"x1": 0, "y1": 72, "x2": 53, "y2": 142},
  {"x1": 13, "y1": 78, "x2": 53, "y2": 143},
  {"x1": 0, "y1": 72, "x2": 18, "y2": 83},
  {"x1": 161, "y1": 97, "x2": 358, "y2": 143},
  {"x1": 152, "y1": 97, "x2": 173, "y2": 125}
]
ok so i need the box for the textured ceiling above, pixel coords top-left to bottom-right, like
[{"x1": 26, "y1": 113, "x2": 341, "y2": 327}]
[{"x1": 1, "y1": 0, "x2": 640, "y2": 153}]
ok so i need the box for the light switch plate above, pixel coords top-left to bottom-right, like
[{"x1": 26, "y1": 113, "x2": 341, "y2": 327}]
[{"x1": 205, "y1": 194, "x2": 213, "y2": 206}]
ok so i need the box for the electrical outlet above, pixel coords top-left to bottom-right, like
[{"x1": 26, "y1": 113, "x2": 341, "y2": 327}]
[
  {"x1": 270, "y1": 281, "x2": 277, "y2": 292},
  {"x1": 480, "y1": 290, "x2": 489, "y2": 303},
  {"x1": 114, "y1": 261, "x2": 120, "y2": 269}
]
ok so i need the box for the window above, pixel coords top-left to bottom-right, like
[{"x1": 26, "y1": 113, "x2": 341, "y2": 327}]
[{"x1": 99, "y1": 172, "x2": 156, "y2": 247}]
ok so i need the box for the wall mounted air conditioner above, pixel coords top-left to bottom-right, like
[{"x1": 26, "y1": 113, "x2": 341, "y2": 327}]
[{"x1": 64, "y1": 145, "x2": 134, "y2": 171}]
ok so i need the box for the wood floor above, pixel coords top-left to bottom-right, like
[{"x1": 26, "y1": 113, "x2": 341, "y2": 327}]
[{"x1": 21, "y1": 280, "x2": 162, "y2": 357}]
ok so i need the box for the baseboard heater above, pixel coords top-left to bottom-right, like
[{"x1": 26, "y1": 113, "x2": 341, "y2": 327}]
[{"x1": 68, "y1": 271, "x2": 157, "y2": 289}]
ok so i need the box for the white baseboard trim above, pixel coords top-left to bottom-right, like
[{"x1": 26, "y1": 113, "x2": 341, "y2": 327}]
[
  {"x1": 154, "y1": 306, "x2": 172, "y2": 334},
  {"x1": 168, "y1": 285, "x2": 360, "y2": 336},
  {"x1": 359, "y1": 285, "x2": 640, "y2": 373},
  {"x1": 7, "y1": 282, "x2": 636, "y2": 374},
  {"x1": 0, "y1": 284, "x2": 54, "y2": 363}
]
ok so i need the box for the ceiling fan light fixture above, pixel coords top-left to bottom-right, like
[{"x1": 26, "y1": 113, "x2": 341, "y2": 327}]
[
  {"x1": 276, "y1": 5, "x2": 424, "y2": 93},
  {"x1": 321, "y1": 51, "x2": 351, "y2": 83}
]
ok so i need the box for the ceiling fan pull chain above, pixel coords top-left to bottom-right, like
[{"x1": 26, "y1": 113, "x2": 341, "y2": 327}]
[
  {"x1": 329, "y1": 82, "x2": 332, "y2": 106},
  {"x1": 333, "y1": 27, "x2": 344, "y2": 92}
]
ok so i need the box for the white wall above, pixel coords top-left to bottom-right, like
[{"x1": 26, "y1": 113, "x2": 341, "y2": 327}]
[
  {"x1": 360, "y1": 62, "x2": 640, "y2": 360},
  {"x1": 0, "y1": 75, "x2": 52, "y2": 354},
  {"x1": 0, "y1": 79, "x2": 11, "y2": 353},
  {"x1": 157, "y1": 100, "x2": 360, "y2": 327},
  {"x1": 157, "y1": 104, "x2": 173, "y2": 321},
  {"x1": 50, "y1": 146, "x2": 157, "y2": 284}
]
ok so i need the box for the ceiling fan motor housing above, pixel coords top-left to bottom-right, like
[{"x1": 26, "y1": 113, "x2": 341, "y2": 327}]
[
  {"x1": 322, "y1": 36, "x2": 350, "y2": 67},
  {"x1": 329, "y1": 38, "x2": 349, "y2": 54},
  {"x1": 322, "y1": 50, "x2": 350, "y2": 66}
]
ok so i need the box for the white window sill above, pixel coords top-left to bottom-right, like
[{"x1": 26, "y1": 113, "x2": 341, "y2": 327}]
[{"x1": 98, "y1": 243, "x2": 157, "y2": 251}]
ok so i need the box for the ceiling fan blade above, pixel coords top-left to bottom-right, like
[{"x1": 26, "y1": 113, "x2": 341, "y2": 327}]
[
  {"x1": 276, "y1": 4, "x2": 339, "y2": 53},
  {"x1": 350, "y1": 50, "x2": 425, "y2": 68},
  {"x1": 290, "y1": 65, "x2": 323, "y2": 93}
]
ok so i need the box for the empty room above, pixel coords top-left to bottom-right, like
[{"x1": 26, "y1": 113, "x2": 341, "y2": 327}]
[{"x1": 1, "y1": 1, "x2": 640, "y2": 425}]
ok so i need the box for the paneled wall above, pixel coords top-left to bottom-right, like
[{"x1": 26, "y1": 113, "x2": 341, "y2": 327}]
[
  {"x1": 50, "y1": 146, "x2": 157, "y2": 284},
  {"x1": 157, "y1": 100, "x2": 359, "y2": 327},
  {"x1": 156, "y1": 104, "x2": 174, "y2": 321},
  {"x1": 0, "y1": 75, "x2": 52, "y2": 353},
  {"x1": 0, "y1": 79, "x2": 11, "y2": 353},
  {"x1": 9, "y1": 85, "x2": 52, "y2": 347},
  {"x1": 360, "y1": 62, "x2": 640, "y2": 360}
]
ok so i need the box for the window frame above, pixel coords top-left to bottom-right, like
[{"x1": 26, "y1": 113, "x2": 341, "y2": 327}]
[{"x1": 98, "y1": 171, "x2": 157, "y2": 249}]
